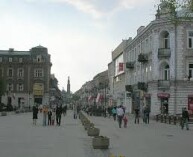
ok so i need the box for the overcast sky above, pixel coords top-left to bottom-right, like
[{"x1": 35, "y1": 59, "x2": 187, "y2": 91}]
[{"x1": 0, "y1": 0, "x2": 160, "y2": 92}]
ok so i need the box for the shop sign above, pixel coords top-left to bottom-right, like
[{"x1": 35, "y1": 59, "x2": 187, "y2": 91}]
[
  {"x1": 33, "y1": 83, "x2": 44, "y2": 96},
  {"x1": 157, "y1": 93, "x2": 170, "y2": 98}
]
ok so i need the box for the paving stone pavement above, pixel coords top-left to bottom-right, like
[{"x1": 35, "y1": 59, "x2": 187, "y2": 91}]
[{"x1": 0, "y1": 111, "x2": 192, "y2": 157}]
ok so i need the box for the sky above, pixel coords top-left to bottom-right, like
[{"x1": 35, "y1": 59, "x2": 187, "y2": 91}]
[{"x1": 0, "y1": 0, "x2": 160, "y2": 93}]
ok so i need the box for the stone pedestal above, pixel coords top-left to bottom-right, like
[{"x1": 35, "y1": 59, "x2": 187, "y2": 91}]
[
  {"x1": 92, "y1": 136, "x2": 109, "y2": 149},
  {"x1": 87, "y1": 127, "x2": 100, "y2": 136},
  {"x1": 1, "y1": 112, "x2": 7, "y2": 116}
]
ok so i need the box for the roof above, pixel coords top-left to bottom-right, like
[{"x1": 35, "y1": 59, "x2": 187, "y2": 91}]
[
  {"x1": 33, "y1": 45, "x2": 46, "y2": 49},
  {"x1": 0, "y1": 50, "x2": 30, "y2": 56}
]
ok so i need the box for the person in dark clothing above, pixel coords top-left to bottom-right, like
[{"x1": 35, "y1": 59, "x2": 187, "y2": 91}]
[
  {"x1": 134, "y1": 107, "x2": 140, "y2": 124},
  {"x1": 181, "y1": 107, "x2": 189, "y2": 130},
  {"x1": 56, "y1": 105, "x2": 62, "y2": 126},
  {"x1": 32, "y1": 105, "x2": 38, "y2": 125},
  {"x1": 48, "y1": 109, "x2": 52, "y2": 125}
]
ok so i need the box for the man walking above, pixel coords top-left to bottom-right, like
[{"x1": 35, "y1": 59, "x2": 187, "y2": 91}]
[
  {"x1": 116, "y1": 105, "x2": 124, "y2": 128},
  {"x1": 181, "y1": 107, "x2": 189, "y2": 130},
  {"x1": 134, "y1": 106, "x2": 140, "y2": 124},
  {"x1": 56, "y1": 105, "x2": 62, "y2": 126}
]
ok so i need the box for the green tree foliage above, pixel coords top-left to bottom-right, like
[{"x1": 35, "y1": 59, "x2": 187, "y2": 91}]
[{"x1": 158, "y1": 0, "x2": 193, "y2": 24}]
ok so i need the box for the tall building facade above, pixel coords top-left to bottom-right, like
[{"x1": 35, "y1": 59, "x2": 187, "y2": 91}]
[
  {"x1": 109, "y1": 1, "x2": 193, "y2": 115},
  {"x1": 0, "y1": 45, "x2": 52, "y2": 108}
]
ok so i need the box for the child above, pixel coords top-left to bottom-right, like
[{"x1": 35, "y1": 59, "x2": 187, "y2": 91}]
[
  {"x1": 123, "y1": 115, "x2": 128, "y2": 128},
  {"x1": 51, "y1": 110, "x2": 55, "y2": 126}
]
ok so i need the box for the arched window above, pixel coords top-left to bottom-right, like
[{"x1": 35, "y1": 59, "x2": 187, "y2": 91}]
[
  {"x1": 164, "y1": 32, "x2": 169, "y2": 48},
  {"x1": 160, "y1": 31, "x2": 170, "y2": 49}
]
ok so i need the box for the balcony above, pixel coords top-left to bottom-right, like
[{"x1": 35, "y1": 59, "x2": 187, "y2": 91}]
[
  {"x1": 137, "y1": 82, "x2": 147, "y2": 91},
  {"x1": 126, "y1": 62, "x2": 135, "y2": 69},
  {"x1": 138, "y1": 53, "x2": 148, "y2": 63},
  {"x1": 158, "y1": 48, "x2": 171, "y2": 58},
  {"x1": 125, "y1": 85, "x2": 133, "y2": 92},
  {"x1": 158, "y1": 80, "x2": 170, "y2": 89}
]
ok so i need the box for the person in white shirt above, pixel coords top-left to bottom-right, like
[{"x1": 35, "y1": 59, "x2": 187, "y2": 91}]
[{"x1": 116, "y1": 105, "x2": 124, "y2": 128}]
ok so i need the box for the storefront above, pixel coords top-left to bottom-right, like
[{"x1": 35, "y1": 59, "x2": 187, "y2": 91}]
[
  {"x1": 33, "y1": 83, "x2": 44, "y2": 106},
  {"x1": 157, "y1": 93, "x2": 170, "y2": 114}
]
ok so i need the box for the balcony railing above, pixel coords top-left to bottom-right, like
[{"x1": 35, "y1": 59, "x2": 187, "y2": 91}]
[
  {"x1": 137, "y1": 82, "x2": 147, "y2": 91},
  {"x1": 158, "y1": 80, "x2": 170, "y2": 89},
  {"x1": 158, "y1": 48, "x2": 171, "y2": 58},
  {"x1": 126, "y1": 62, "x2": 135, "y2": 69},
  {"x1": 138, "y1": 54, "x2": 148, "y2": 62}
]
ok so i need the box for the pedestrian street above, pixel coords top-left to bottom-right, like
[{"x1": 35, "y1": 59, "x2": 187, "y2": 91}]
[{"x1": 0, "y1": 111, "x2": 192, "y2": 157}]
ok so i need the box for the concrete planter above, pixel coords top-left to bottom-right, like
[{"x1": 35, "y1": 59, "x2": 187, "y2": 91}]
[
  {"x1": 15, "y1": 110, "x2": 20, "y2": 114},
  {"x1": 92, "y1": 136, "x2": 109, "y2": 149},
  {"x1": 87, "y1": 127, "x2": 100, "y2": 136},
  {"x1": 1, "y1": 112, "x2": 7, "y2": 116},
  {"x1": 84, "y1": 123, "x2": 94, "y2": 130}
]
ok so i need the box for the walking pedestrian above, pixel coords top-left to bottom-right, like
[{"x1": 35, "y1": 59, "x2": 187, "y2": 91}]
[
  {"x1": 145, "y1": 105, "x2": 150, "y2": 124},
  {"x1": 32, "y1": 105, "x2": 38, "y2": 125},
  {"x1": 116, "y1": 105, "x2": 124, "y2": 128},
  {"x1": 134, "y1": 106, "x2": 140, "y2": 124},
  {"x1": 51, "y1": 109, "x2": 55, "y2": 125},
  {"x1": 56, "y1": 105, "x2": 62, "y2": 126},
  {"x1": 42, "y1": 105, "x2": 48, "y2": 126},
  {"x1": 123, "y1": 115, "x2": 128, "y2": 128},
  {"x1": 181, "y1": 107, "x2": 189, "y2": 130},
  {"x1": 73, "y1": 104, "x2": 77, "y2": 119},
  {"x1": 48, "y1": 109, "x2": 52, "y2": 125},
  {"x1": 112, "y1": 106, "x2": 117, "y2": 121}
]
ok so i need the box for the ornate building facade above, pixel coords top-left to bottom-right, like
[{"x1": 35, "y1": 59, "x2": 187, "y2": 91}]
[
  {"x1": 0, "y1": 45, "x2": 52, "y2": 109},
  {"x1": 109, "y1": 1, "x2": 193, "y2": 115}
]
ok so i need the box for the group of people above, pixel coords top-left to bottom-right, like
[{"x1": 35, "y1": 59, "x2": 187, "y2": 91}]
[
  {"x1": 32, "y1": 105, "x2": 67, "y2": 126},
  {"x1": 110, "y1": 104, "x2": 151, "y2": 128},
  {"x1": 110, "y1": 105, "x2": 128, "y2": 128}
]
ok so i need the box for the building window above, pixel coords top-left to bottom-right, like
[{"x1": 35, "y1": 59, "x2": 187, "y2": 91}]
[
  {"x1": 34, "y1": 69, "x2": 43, "y2": 77},
  {"x1": 160, "y1": 31, "x2": 170, "y2": 48},
  {"x1": 115, "y1": 54, "x2": 124, "y2": 76},
  {"x1": 18, "y1": 68, "x2": 24, "y2": 77},
  {"x1": 189, "y1": 64, "x2": 193, "y2": 79},
  {"x1": 0, "y1": 57, "x2": 2, "y2": 62},
  {"x1": 17, "y1": 83, "x2": 24, "y2": 91},
  {"x1": 9, "y1": 57, "x2": 13, "y2": 62},
  {"x1": 188, "y1": 31, "x2": 193, "y2": 49},
  {"x1": 7, "y1": 83, "x2": 13, "y2": 91},
  {"x1": 19, "y1": 58, "x2": 23, "y2": 63},
  {"x1": 37, "y1": 55, "x2": 42, "y2": 62},
  {"x1": 8, "y1": 68, "x2": 13, "y2": 77},
  {"x1": 164, "y1": 65, "x2": 170, "y2": 80},
  {"x1": 164, "y1": 32, "x2": 169, "y2": 48}
]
